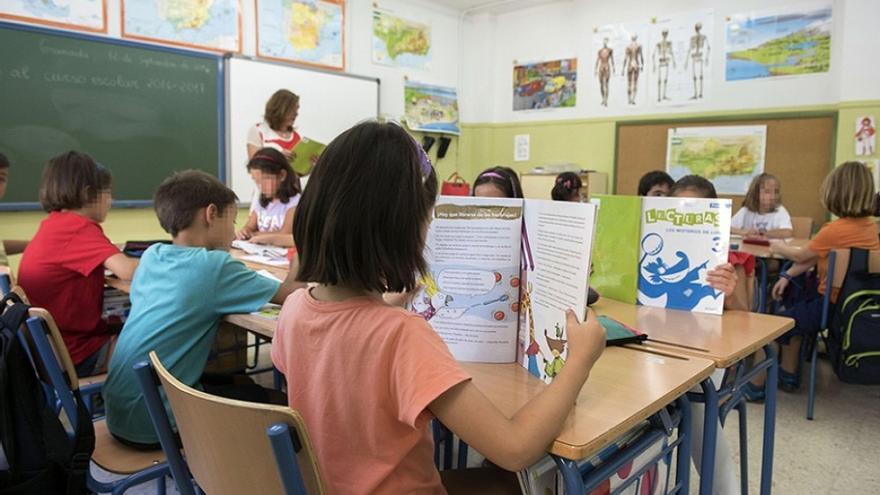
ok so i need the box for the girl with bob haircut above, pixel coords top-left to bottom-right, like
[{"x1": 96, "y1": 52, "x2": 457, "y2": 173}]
[
  {"x1": 472, "y1": 166, "x2": 524, "y2": 198},
  {"x1": 247, "y1": 89, "x2": 301, "y2": 159},
  {"x1": 731, "y1": 173, "x2": 792, "y2": 239},
  {"x1": 271, "y1": 122, "x2": 606, "y2": 494},
  {"x1": 551, "y1": 172, "x2": 583, "y2": 202},
  {"x1": 769, "y1": 161, "x2": 879, "y2": 390},
  {"x1": 236, "y1": 147, "x2": 302, "y2": 246},
  {"x1": 18, "y1": 151, "x2": 139, "y2": 377}
]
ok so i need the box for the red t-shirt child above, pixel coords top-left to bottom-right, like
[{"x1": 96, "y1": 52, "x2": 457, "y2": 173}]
[{"x1": 18, "y1": 211, "x2": 121, "y2": 365}]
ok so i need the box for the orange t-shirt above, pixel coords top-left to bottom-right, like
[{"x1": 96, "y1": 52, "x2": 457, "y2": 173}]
[
  {"x1": 271, "y1": 289, "x2": 471, "y2": 494},
  {"x1": 807, "y1": 216, "x2": 880, "y2": 302}
]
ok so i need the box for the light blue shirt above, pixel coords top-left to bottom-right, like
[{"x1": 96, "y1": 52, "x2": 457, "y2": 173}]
[{"x1": 105, "y1": 244, "x2": 280, "y2": 444}]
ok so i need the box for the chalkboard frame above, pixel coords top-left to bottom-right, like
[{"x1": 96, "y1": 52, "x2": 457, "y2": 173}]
[{"x1": 0, "y1": 21, "x2": 226, "y2": 211}]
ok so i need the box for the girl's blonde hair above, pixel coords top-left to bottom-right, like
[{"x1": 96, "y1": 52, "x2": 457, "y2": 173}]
[
  {"x1": 820, "y1": 161, "x2": 875, "y2": 218},
  {"x1": 742, "y1": 173, "x2": 781, "y2": 213}
]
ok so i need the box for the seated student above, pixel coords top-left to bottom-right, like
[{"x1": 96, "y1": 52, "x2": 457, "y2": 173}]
[
  {"x1": 472, "y1": 166, "x2": 524, "y2": 198},
  {"x1": 104, "y1": 170, "x2": 304, "y2": 449},
  {"x1": 0, "y1": 153, "x2": 29, "y2": 279},
  {"x1": 236, "y1": 148, "x2": 302, "y2": 247},
  {"x1": 18, "y1": 151, "x2": 138, "y2": 377},
  {"x1": 731, "y1": 173, "x2": 793, "y2": 239},
  {"x1": 670, "y1": 174, "x2": 745, "y2": 495},
  {"x1": 271, "y1": 122, "x2": 606, "y2": 494},
  {"x1": 769, "y1": 162, "x2": 879, "y2": 391},
  {"x1": 551, "y1": 172, "x2": 583, "y2": 202},
  {"x1": 637, "y1": 170, "x2": 674, "y2": 197}
]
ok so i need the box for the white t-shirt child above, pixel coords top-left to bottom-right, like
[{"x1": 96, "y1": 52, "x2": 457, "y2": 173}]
[
  {"x1": 731, "y1": 205, "x2": 792, "y2": 234},
  {"x1": 250, "y1": 193, "x2": 301, "y2": 233}
]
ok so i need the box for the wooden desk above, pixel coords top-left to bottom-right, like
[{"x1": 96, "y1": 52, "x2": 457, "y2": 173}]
[
  {"x1": 463, "y1": 348, "x2": 714, "y2": 461},
  {"x1": 592, "y1": 298, "x2": 793, "y2": 368},
  {"x1": 733, "y1": 238, "x2": 808, "y2": 260}
]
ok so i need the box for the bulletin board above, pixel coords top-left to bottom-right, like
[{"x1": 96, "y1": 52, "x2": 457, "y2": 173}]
[{"x1": 614, "y1": 113, "x2": 837, "y2": 229}]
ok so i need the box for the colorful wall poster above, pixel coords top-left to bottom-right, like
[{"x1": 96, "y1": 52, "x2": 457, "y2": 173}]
[
  {"x1": 0, "y1": 0, "x2": 106, "y2": 32},
  {"x1": 638, "y1": 197, "x2": 732, "y2": 315},
  {"x1": 512, "y1": 58, "x2": 578, "y2": 111},
  {"x1": 371, "y1": 9, "x2": 431, "y2": 70},
  {"x1": 589, "y1": 194, "x2": 642, "y2": 304},
  {"x1": 666, "y1": 125, "x2": 767, "y2": 195},
  {"x1": 256, "y1": 0, "x2": 344, "y2": 70},
  {"x1": 725, "y1": 4, "x2": 832, "y2": 81},
  {"x1": 122, "y1": 0, "x2": 241, "y2": 52},
  {"x1": 648, "y1": 9, "x2": 714, "y2": 106},
  {"x1": 855, "y1": 116, "x2": 876, "y2": 156},
  {"x1": 591, "y1": 22, "x2": 651, "y2": 109},
  {"x1": 404, "y1": 81, "x2": 460, "y2": 135}
]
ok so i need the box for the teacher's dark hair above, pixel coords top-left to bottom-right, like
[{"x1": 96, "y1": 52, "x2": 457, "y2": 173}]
[
  {"x1": 39, "y1": 151, "x2": 112, "y2": 212},
  {"x1": 247, "y1": 147, "x2": 301, "y2": 207},
  {"x1": 294, "y1": 122, "x2": 438, "y2": 293},
  {"x1": 264, "y1": 89, "x2": 300, "y2": 132}
]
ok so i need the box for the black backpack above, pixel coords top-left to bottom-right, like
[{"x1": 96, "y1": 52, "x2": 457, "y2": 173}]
[
  {"x1": 827, "y1": 249, "x2": 880, "y2": 384},
  {"x1": 0, "y1": 293, "x2": 95, "y2": 494}
]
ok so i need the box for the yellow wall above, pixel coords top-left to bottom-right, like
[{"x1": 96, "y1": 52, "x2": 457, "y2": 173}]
[{"x1": 457, "y1": 101, "x2": 880, "y2": 193}]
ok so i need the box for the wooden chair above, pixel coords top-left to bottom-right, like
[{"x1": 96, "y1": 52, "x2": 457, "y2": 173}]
[
  {"x1": 790, "y1": 216, "x2": 814, "y2": 239},
  {"x1": 136, "y1": 351, "x2": 325, "y2": 495},
  {"x1": 805, "y1": 249, "x2": 880, "y2": 419},
  {"x1": 19, "y1": 309, "x2": 171, "y2": 494}
]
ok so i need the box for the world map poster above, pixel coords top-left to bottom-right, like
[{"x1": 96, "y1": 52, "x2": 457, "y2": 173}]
[{"x1": 256, "y1": 0, "x2": 344, "y2": 70}]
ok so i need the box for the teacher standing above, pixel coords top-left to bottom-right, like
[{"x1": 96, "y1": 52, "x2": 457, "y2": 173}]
[{"x1": 247, "y1": 89, "x2": 301, "y2": 159}]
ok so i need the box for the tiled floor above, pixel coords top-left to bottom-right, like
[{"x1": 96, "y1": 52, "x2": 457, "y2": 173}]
[{"x1": 93, "y1": 351, "x2": 880, "y2": 494}]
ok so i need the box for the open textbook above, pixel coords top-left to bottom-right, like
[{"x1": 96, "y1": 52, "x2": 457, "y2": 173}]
[
  {"x1": 637, "y1": 197, "x2": 732, "y2": 315},
  {"x1": 412, "y1": 196, "x2": 597, "y2": 384}
]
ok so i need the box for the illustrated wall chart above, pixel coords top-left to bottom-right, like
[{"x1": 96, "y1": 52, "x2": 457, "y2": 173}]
[
  {"x1": 725, "y1": 3, "x2": 832, "y2": 81},
  {"x1": 649, "y1": 10, "x2": 714, "y2": 106},
  {"x1": 256, "y1": 0, "x2": 344, "y2": 70},
  {"x1": 372, "y1": 9, "x2": 431, "y2": 70},
  {"x1": 855, "y1": 116, "x2": 876, "y2": 157},
  {"x1": 122, "y1": 0, "x2": 241, "y2": 52},
  {"x1": 404, "y1": 80, "x2": 460, "y2": 135},
  {"x1": 666, "y1": 125, "x2": 767, "y2": 195},
  {"x1": 0, "y1": 0, "x2": 106, "y2": 32},
  {"x1": 512, "y1": 58, "x2": 578, "y2": 111}
]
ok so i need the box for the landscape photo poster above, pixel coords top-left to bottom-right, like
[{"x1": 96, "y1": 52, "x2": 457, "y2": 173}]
[{"x1": 725, "y1": 3, "x2": 832, "y2": 81}]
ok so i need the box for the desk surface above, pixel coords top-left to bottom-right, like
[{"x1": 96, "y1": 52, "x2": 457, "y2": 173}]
[
  {"x1": 463, "y1": 348, "x2": 714, "y2": 460},
  {"x1": 593, "y1": 299, "x2": 794, "y2": 368},
  {"x1": 733, "y1": 238, "x2": 809, "y2": 259}
]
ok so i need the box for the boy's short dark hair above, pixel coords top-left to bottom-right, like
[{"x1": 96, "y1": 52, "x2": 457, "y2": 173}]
[
  {"x1": 39, "y1": 151, "x2": 112, "y2": 212},
  {"x1": 671, "y1": 175, "x2": 718, "y2": 199},
  {"x1": 154, "y1": 170, "x2": 238, "y2": 237},
  {"x1": 0, "y1": 153, "x2": 9, "y2": 169},
  {"x1": 294, "y1": 122, "x2": 438, "y2": 293},
  {"x1": 637, "y1": 170, "x2": 674, "y2": 196},
  {"x1": 472, "y1": 166, "x2": 523, "y2": 198}
]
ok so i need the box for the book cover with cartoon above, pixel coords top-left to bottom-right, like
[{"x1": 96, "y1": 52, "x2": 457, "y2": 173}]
[
  {"x1": 637, "y1": 197, "x2": 732, "y2": 315},
  {"x1": 590, "y1": 194, "x2": 642, "y2": 304},
  {"x1": 414, "y1": 196, "x2": 598, "y2": 384}
]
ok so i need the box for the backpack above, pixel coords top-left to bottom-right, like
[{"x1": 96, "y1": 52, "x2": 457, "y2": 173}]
[
  {"x1": 0, "y1": 293, "x2": 95, "y2": 494},
  {"x1": 827, "y1": 249, "x2": 880, "y2": 384}
]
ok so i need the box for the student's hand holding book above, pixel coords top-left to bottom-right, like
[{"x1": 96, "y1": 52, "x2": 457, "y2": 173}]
[
  {"x1": 706, "y1": 263, "x2": 737, "y2": 297},
  {"x1": 565, "y1": 308, "x2": 606, "y2": 374}
]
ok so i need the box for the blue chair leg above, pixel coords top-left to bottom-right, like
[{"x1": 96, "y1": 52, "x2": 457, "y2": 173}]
[
  {"x1": 457, "y1": 440, "x2": 469, "y2": 469},
  {"x1": 432, "y1": 420, "x2": 442, "y2": 469},
  {"x1": 267, "y1": 423, "x2": 309, "y2": 495},
  {"x1": 761, "y1": 344, "x2": 778, "y2": 495},
  {"x1": 737, "y1": 401, "x2": 748, "y2": 495},
  {"x1": 807, "y1": 334, "x2": 820, "y2": 420},
  {"x1": 675, "y1": 395, "x2": 691, "y2": 495}
]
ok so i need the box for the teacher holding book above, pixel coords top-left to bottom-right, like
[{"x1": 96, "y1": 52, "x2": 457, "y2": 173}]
[{"x1": 246, "y1": 89, "x2": 302, "y2": 159}]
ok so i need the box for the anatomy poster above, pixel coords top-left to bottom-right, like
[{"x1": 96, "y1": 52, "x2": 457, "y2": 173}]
[
  {"x1": 591, "y1": 22, "x2": 651, "y2": 110},
  {"x1": 648, "y1": 10, "x2": 714, "y2": 106}
]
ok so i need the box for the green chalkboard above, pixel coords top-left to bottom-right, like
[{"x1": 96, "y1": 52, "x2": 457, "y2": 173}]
[{"x1": 0, "y1": 22, "x2": 223, "y2": 208}]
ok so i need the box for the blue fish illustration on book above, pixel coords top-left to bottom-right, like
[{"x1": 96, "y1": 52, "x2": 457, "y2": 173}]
[{"x1": 637, "y1": 233, "x2": 720, "y2": 310}]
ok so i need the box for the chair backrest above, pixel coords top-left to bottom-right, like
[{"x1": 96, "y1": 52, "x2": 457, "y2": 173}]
[
  {"x1": 147, "y1": 352, "x2": 325, "y2": 495},
  {"x1": 830, "y1": 249, "x2": 880, "y2": 290},
  {"x1": 790, "y1": 216, "x2": 814, "y2": 239}
]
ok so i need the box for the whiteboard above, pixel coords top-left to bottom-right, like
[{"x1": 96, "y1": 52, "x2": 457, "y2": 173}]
[{"x1": 225, "y1": 56, "x2": 379, "y2": 202}]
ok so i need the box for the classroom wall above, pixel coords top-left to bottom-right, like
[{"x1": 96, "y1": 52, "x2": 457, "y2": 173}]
[{"x1": 456, "y1": 0, "x2": 880, "y2": 192}]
